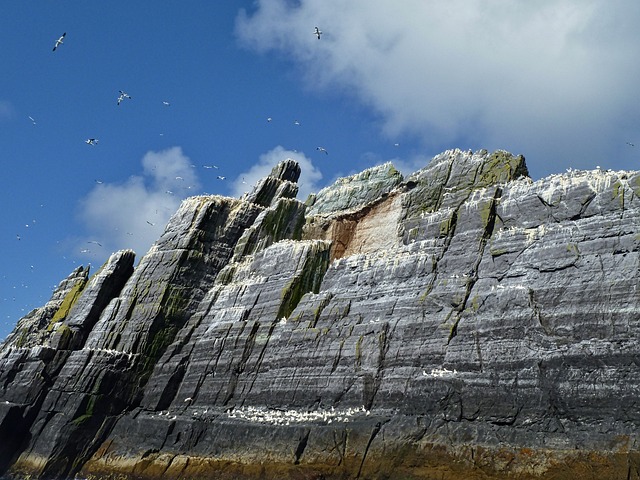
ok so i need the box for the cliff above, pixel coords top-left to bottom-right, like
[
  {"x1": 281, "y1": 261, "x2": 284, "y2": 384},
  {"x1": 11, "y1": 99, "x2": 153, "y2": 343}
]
[{"x1": 1, "y1": 149, "x2": 640, "y2": 479}]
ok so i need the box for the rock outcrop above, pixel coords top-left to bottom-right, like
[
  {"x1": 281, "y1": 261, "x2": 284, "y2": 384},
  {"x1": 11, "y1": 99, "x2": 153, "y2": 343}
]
[{"x1": 1, "y1": 149, "x2": 640, "y2": 479}]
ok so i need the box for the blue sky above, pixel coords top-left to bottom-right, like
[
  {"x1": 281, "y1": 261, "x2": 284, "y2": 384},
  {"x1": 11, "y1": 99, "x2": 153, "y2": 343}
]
[{"x1": 2, "y1": 1, "x2": 640, "y2": 340}]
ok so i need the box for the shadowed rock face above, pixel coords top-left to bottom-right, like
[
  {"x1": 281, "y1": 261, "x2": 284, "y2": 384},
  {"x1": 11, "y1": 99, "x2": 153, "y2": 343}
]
[{"x1": 2, "y1": 150, "x2": 640, "y2": 479}]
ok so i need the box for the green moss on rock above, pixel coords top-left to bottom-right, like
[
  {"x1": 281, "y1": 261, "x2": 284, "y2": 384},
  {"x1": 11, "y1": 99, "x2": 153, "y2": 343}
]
[{"x1": 50, "y1": 279, "x2": 87, "y2": 327}]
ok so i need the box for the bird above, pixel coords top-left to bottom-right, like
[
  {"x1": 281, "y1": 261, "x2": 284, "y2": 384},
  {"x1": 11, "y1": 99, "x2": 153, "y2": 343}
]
[
  {"x1": 626, "y1": 142, "x2": 635, "y2": 147},
  {"x1": 94, "y1": 180, "x2": 103, "y2": 184},
  {"x1": 314, "y1": 27, "x2": 322, "y2": 39},
  {"x1": 28, "y1": 116, "x2": 36, "y2": 125},
  {"x1": 117, "y1": 90, "x2": 132, "y2": 105},
  {"x1": 267, "y1": 117, "x2": 272, "y2": 122},
  {"x1": 162, "y1": 101, "x2": 170, "y2": 106},
  {"x1": 203, "y1": 165, "x2": 218, "y2": 169},
  {"x1": 146, "y1": 221, "x2": 155, "y2": 226},
  {"x1": 217, "y1": 175, "x2": 226, "y2": 180},
  {"x1": 88, "y1": 240, "x2": 102, "y2": 247},
  {"x1": 52, "y1": 32, "x2": 66, "y2": 51},
  {"x1": 85, "y1": 138, "x2": 98, "y2": 146},
  {"x1": 316, "y1": 146, "x2": 328, "y2": 154},
  {"x1": 293, "y1": 120, "x2": 301, "y2": 126}
]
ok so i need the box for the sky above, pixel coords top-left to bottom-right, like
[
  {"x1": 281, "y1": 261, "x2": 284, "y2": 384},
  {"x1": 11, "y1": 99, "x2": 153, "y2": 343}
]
[{"x1": 2, "y1": 1, "x2": 639, "y2": 340}]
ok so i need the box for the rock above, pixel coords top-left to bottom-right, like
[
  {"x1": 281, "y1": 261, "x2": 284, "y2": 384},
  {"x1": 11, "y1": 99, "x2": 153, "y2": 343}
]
[
  {"x1": 305, "y1": 161, "x2": 403, "y2": 216},
  {"x1": 2, "y1": 151, "x2": 640, "y2": 479}
]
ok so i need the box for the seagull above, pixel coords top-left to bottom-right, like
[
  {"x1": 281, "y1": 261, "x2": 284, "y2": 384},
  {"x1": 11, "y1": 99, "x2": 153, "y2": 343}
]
[
  {"x1": 52, "y1": 32, "x2": 66, "y2": 51},
  {"x1": 217, "y1": 175, "x2": 226, "y2": 180},
  {"x1": 88, "y1": 240, "x2": 102, "y2": 247},
  {"x1": 117, "y1": 90, "x2": 132, "y2": 105},
  {"x1": 626, "y1": 142, "x2": 635, "y2": 147},
  {"x1": 293, "y1": 120, "x2": 301, "y2": 126},
  {"x1": 267, "y1": 117, "x2": 272, "y2": 122},
  {"x1": 203, "y1": 165, "x2": 218, "y2": 169},
  {"x1": 316, "y1": 146, "x2": 328, "y2": 154},
  {"x1": 162, "y1": 101, "x2": 170, "y2": 106},
  {"x1": 85, "y1": 138, "x2": 98, "y2": 146},
  {"x1": 314, "y1": 27, "x2": 322, "y2": 39},
  {"x1": 146, "y1": 221, "x2": 155, "y2": 226},
  {"x1": 28, "y1": 116, "x2": 36, "y2": 125},
  {"x1": 94, "y1": 179, "x2": 103, "y2": 184}
]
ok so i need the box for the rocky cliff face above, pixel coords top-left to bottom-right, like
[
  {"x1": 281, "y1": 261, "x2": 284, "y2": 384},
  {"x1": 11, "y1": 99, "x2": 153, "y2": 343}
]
[{"x1": 1, "y1": 150, "x2": 640, "y2": 479}]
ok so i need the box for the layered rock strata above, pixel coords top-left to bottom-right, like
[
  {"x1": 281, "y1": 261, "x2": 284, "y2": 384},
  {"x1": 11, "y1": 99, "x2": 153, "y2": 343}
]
[{"x1": 1, "y1": 150, "x2": 640, "y2": 480}]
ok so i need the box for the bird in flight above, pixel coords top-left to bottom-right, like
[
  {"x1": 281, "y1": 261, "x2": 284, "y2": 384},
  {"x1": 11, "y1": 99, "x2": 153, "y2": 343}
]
[
  {"x1": 217, "y1": 175, "x2": 226, "y2": 180},
  {"x1": 146, "y1": 221, "x2": 155, "y2": 226},
  {"x1": 85, "y1": 138, "x2": 98, "y2": 146},
  {"x1": 626, "y1": 142, "x2": 635, "y2": 147},
  {"x1": 117, "y1": 90, "x2": 132, "y2": 105},
  {"x1": 316, "y1": 146, "x2": 328, "y2": 155},
  {"x1": 162, "y1": 101, "x2": 170, "y2": 106},
  {"x1": 87, "y1": 240, "x2": 102, "y2": 247},
  {"x1": 52, "y1": 32, "x2": 66, "y2": 51},
  {"x1": 28, "y1": 116, "x2": 36, "y2": 125},
  {"x1": 314, "y1": 27, "x2": 322, "y2": 39}
]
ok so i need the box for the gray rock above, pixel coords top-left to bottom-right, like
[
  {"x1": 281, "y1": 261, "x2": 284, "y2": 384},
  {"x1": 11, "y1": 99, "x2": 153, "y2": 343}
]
[{"x1": 2, "y1": 151, "x2": 640, "y2": 480}]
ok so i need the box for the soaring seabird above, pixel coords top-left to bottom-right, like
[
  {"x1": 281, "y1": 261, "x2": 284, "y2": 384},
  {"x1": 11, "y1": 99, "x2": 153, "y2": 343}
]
[
  {"x1": 117, "y1": 90, "x2": 132, "y2": 105},
  {"x1": 85, "y1": 138, "x2": 98, "y2": 146},
  {"x1": 316, "y1": 146, "x2": 328, "y2": 154},
  {"x1": 314, "y1": 27, "x2": 322, "y2": 39},
  {"x1": 52, "y1": 32, "x2": 66, "y2": 51}
]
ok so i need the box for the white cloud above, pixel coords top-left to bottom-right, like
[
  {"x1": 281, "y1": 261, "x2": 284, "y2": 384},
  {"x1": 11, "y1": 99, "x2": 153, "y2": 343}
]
[
  {"x1": 236, "y1": 1, "x2": 640, "y2": 176},
  {"x1": 76, "y1": 147, "x2": 200, "y2": 259},
  {"x1": 230, "y1": 146, "x2": 323, "y2": 202},
  {"x1": 0, "y1": 101, "x2": 14, "y2": 120}
]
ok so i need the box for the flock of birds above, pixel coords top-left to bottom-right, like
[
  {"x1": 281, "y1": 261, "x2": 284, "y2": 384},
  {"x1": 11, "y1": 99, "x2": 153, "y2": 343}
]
[{"x1": 48, "y1": 28, "x2": 332, "y2": 157}]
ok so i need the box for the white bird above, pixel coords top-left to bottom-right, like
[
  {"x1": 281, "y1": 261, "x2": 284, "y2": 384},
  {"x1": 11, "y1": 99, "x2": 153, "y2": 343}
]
[
  {"x1": 267, "y1": 117, "x2": 272, "y2": 122},
  {"x1": 52, "y1": 32, "x2": 66, "y2": 51},
  {"x1": 314, "y1": 27, "x2": 322, "y2": 39},
  {"x1": 85, "y1": 138, "x2": 98, "y2": 146},
  {"x1": 28, "y1": 116, "x2": 36, "y2": 125},
  {"x1": 162, "y1": 101, "x2": 170, "y2": 106},
  {"x1": 117, "y1": 90, "x2": 132, "y2": 105},
  {"x1": 203, "y1": 165, "x2": 218, "y2": 169},
  {"x1": 217, "y1": 175, "x2": 226, "y2": 180},
  {"x1": 316, "y1": 146, "x2": 328, "y2": 154},
  {"x1": 293, "y1": 120, "x2": 301, "y2": 126},
  {"x1": 94, "y1": 179, "x2": 103, "y2": 184}
]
